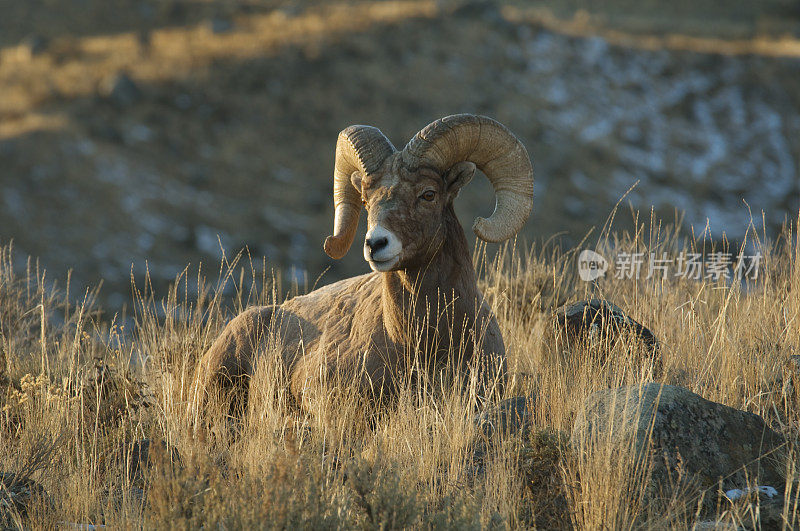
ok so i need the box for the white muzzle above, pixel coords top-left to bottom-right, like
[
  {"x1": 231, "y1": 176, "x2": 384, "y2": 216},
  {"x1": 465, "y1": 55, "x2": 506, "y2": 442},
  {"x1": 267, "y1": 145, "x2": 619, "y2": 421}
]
[{"x1": 364, "y1": 225, "x2": 402, "y2": 272}]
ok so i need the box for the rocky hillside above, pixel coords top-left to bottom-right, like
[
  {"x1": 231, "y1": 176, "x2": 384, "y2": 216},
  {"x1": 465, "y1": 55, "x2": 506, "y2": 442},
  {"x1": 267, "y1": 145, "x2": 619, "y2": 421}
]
[{"x1": 1, "y1": 0, "x2": 799, "y2": 308}]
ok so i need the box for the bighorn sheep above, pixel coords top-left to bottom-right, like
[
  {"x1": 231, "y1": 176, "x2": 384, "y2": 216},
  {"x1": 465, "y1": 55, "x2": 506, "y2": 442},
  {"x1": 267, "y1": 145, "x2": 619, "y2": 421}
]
[{"x1": 195, "y1": 114, "x2": 533, "y2": 415}]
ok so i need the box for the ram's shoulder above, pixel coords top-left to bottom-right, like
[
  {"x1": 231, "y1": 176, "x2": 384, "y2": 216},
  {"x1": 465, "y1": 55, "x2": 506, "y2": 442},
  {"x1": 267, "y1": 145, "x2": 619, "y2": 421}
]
[{"x1": 283, "y1": 272, "x2": 380, "y2": 312}]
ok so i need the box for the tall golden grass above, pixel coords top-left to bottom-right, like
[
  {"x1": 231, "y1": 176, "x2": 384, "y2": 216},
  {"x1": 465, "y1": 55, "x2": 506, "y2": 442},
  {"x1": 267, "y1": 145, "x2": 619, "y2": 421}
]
[{"x1": 0, "y1": 211, "x2": 797, "y2": 528}]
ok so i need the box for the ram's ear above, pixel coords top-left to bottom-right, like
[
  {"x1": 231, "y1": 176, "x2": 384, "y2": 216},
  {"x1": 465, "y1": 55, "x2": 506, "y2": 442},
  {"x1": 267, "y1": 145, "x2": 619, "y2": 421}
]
[
  {"x1": 350, "y1": 171, "x2": 363, "y2": 194},
  {"x1": 445, "y1": 161, "x2": 476, "y2": 198}
]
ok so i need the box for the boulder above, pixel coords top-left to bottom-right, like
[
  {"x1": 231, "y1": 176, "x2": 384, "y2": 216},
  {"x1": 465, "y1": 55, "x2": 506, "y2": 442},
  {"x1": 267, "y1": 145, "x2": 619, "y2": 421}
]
[
  {"x1": 553, "y1": 299, "x2": 659, "y2": 352},
  {"x1": 101, "y1": 72, "x2": 142, "y2": 107},
  {"x1": 110, "y1": 438, "x2": 182, "y2": 487},
  {"x1": 475, "y1": 395, "x2": 534, "y2": 441},
  {"x1": 470, "y1": 396, "x2": 535, "y2": 478},
  {"x1": 208, "y1": 17, "x2": 234, "y2": 34},
  {"x1": 472, "y1": 399, "x2": 572, "y2": 528},
  {"x1": 22, "y1": 35, "x2": 48, "y2": 57},
  {"x1": 692, "y1": 521, "x2": 741, "y2": 530},
  {"x1": 0, "y1": 472, "x2": 51, "y2": 520},
  {"x1": 724, "y1": 485, "x2": 785, "y2": 529},
  {"x1": 552, "y1": 299, "x2": 661, "y2": 375},
  {"x1": 572, "y1": 384, "x2": 787, "y2": 514}
]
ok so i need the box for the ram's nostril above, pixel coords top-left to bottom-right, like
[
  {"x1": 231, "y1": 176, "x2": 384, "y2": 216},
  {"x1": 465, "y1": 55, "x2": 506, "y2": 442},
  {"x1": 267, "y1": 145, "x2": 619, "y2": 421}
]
[{"x1": 366, "y1": 236, "x2": 389, "y2": 254}]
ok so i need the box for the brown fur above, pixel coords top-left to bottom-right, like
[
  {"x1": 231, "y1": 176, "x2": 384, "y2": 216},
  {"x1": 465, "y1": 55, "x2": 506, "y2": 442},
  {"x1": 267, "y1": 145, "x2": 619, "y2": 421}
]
[{"x1": 195, "y1": 154, "x2": 506, "y2": 416}]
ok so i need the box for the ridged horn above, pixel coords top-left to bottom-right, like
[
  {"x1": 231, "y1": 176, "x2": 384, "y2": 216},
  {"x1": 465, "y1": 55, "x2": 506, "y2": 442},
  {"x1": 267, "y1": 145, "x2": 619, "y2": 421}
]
[
  {"x1": 401, "y1": 114, "x2": 533, "y2": 242},
  {"x1": 324, "y1": 125, "x2": 396, "y2": 259}
]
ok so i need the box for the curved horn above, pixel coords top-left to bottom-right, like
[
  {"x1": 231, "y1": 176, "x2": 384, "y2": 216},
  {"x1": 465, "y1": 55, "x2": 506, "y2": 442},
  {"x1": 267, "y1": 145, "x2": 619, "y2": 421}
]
[
  {"x1": 324, "y1": 125, "x2": 396, "y2": 259},
  {"x1": 401, "y1": 114, "x2": 533, "y2": 242}
]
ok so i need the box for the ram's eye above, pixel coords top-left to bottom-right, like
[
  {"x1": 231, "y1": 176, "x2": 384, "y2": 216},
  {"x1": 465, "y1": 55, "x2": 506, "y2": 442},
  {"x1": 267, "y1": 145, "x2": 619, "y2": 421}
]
[{"x1": 421, "y1": 190, "x2": 436, "y2": 201}]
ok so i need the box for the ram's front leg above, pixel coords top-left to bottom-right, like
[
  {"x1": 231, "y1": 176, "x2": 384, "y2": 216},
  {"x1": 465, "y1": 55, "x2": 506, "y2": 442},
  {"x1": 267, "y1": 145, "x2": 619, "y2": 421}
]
[
  {"x1": 193, "y1": 305, "x2": 276, "y2": 423},
  {"x1": 289, "y1": 350, "x2": 399, "y2": 423},
  {"x1": 473, "y1": 319, "x2": 507, "y2": 402}
]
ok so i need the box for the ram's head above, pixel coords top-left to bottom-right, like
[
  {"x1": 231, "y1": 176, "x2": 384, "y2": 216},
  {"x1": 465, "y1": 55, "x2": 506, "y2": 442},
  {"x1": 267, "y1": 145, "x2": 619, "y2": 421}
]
[{"x1": 323, "y1": 114, "x2": 534, "y2": 272}]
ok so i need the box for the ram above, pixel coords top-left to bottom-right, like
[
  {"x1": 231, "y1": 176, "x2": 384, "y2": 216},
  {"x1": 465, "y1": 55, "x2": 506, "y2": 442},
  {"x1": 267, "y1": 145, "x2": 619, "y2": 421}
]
[{"x1": 194, "y1": 114, "x2": 534, "y2": 416}]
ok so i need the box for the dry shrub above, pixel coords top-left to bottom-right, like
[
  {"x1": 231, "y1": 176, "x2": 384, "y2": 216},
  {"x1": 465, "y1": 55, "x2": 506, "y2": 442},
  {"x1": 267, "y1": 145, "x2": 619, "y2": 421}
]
[{"x1": 517, "y1": 428, "x2": 572, "y2": 529}]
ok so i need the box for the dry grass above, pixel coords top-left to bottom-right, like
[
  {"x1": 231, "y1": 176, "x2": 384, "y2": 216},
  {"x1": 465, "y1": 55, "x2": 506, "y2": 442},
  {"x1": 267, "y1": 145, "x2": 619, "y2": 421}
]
[{"x1": 0, "y1": 210, "x2": 797, "y2": 528}]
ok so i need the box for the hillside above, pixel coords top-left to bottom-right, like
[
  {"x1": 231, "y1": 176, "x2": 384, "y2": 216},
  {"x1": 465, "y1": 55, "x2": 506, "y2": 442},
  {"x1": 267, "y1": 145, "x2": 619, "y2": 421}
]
[{"x1": 1, "y1": 0, "x2": 799, "y2": 310}]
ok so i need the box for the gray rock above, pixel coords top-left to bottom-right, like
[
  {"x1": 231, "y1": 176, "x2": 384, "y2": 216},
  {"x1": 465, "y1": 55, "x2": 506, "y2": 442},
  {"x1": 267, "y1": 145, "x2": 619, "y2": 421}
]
[
  {"x1": 0, "y1": 472, "x2": 51, "y2": 520},
  {"x1": 475, "y1": 395, "x2": 534, "y2": 441},
  {"x1": 553, "y1": 299, "x2": 659, "y2": 352},
  {"x1": 471, "y1": 396, "x2": 535, "y2": 478},
  {"x1": 110, "y1": 438, "x2": 182, "y2": 486},
  {"x1": 102, "y1": 73, "x2": 142, "y2": 107},
  {"x1": 445, "y1": 0, "x2": 502, "y2": 21},
  {"x1": 279, "y1": 4, "x2": 303, "y2": 18},
  {"x1": 22, "y1": 34, "x2": 48, "y2": 56},
  {"x1": 572, "y1": 384, "x2": 787, "y2": 514},
  {"x1": 692, "y1": 521, "x2": 741, "y2": 530},
  {"x1": 735, "y1": 491, "x2": 784, "y2": 529},
  {"x1": 552, "y1": 299, "x2": 661, "y2": 375},
  {"x1": 709, "y1": 485, "x2": 786, "y2": 529},
  {"x1": 209, "y1": 17, "x2": 234, "y2": 34}
]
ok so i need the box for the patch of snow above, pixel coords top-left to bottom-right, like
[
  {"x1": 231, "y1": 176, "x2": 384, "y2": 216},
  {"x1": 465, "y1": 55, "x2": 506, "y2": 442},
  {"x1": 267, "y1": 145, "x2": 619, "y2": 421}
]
[{"x1": 725, "y1": 485, "x2": 779, "y2": 501}]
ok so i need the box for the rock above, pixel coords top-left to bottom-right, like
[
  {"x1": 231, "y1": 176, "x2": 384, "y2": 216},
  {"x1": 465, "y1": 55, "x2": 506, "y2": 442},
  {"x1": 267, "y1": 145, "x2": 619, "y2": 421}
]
[
  {"x1": 692, "y1": 521, "x2": 741, "y2": 530},
  {"x1": 475, "y1": 395, "x2": 534, "y2": 441},
  {"x1": 174, "y1": 93, "x2": 192, "y2": 110},
  {"x1": 445, "y1": 0, "x2": 501, "y2": 20},
  {"x1": 110, "y1": 439, "x2": 182, "y2": 486},
  {"x1": 123, "y1": 124, "x2": 154, "y2": 144},
  {"x1": 730, "y1": 488, "x2": 784, "y2": 529},
  {"x1": 572, "y1": 384, "x2": 787, "y2": 514},
  {"x1": 90, "y1": 123, "x2": 123, "y2": 143},
  {"x1": 101, "y1": 73, "x2": 142, "y2": 107},
  {"x1": 279, "y1": 4, "x2": 303, "y2": 18},
  {"x1": 699, "y1": 485, "x2": 786, "y2": 529},
  {"x1": 97, "y1": 439, "x2": 179, "y2": 513},
  {"x1": 553, "y1": 299, "x2": 659, "y2": 352},
  {"x1": 551, "y1": 299, "x2": 661, "y2": 374},
  {"x1": 470, "y1": 396, "x2": 535, "y2": 479},
  {"x1": 517, "y1": 428, "x2": 572, "y2": 529},
  {"x1": 0, "y1": 472, "x2": 51, "y2": 519},
  {"x1": 22, "y1": 34, "x2": 48, "y2": 57},
  {"x1": 209, "y1": 17, "x2": 234, "y2": 34},
  {"x1": 724, "y1": 485, "x2": 778, "y2": 502}
]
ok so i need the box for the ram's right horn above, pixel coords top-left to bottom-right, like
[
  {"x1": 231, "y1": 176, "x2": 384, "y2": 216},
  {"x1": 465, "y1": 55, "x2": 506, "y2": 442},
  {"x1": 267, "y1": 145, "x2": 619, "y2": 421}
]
[{"x1": 324, "y1": 125, "x2": 396, "y2": 259}]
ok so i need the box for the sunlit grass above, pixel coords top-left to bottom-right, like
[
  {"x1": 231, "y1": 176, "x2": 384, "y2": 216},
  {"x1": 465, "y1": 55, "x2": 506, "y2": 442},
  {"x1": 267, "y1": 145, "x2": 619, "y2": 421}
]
[{"x1": 0, "y1": 211, "x2": 797, "y2": 527}]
